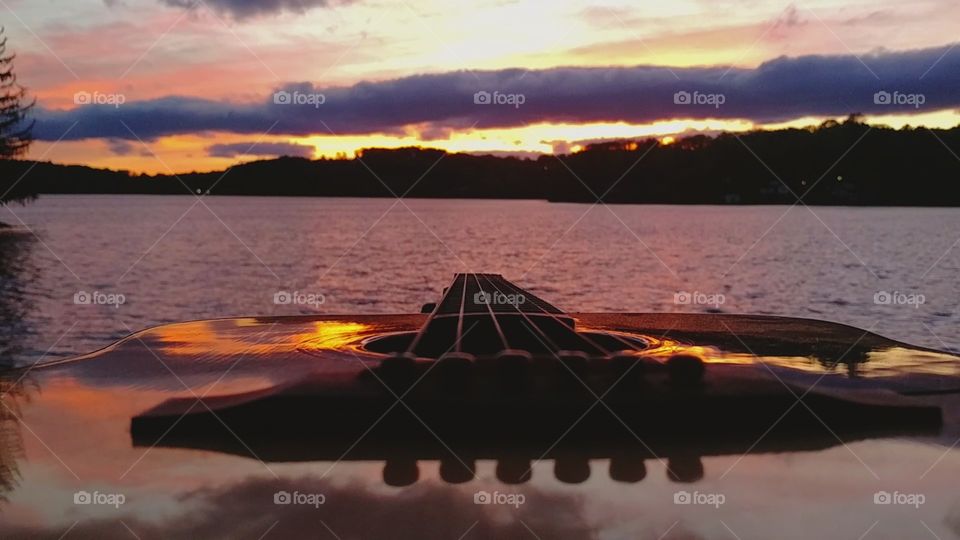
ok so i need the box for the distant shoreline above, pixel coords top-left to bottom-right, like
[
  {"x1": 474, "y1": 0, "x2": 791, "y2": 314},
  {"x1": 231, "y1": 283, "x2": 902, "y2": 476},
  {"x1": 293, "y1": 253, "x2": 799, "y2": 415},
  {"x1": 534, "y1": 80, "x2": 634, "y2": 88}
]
[
  {"x1": 5, "y1": 119, "x2": 960, "y2": 207},
  {"x1": 14, "y1": 193, "x2": 960, "y2": 209}
]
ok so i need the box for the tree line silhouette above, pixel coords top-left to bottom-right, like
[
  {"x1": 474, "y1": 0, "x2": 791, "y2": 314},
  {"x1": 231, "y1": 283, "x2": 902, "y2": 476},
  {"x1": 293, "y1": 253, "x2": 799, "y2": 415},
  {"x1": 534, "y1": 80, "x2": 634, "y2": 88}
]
[{"x1": 3, "y1": 115, "x2": 960, "y2": 206}]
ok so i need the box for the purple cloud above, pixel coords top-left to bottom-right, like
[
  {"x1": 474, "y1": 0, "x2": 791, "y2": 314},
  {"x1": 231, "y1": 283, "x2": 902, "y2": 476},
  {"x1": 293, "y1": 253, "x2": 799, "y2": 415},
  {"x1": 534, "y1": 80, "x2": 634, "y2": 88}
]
[
  {"x1": 158, "y1": 0, "x2": 345, "y2": 19},
  {"x1": 32, "y1": 44, "x2": 960, "y2": 142},
  {"x1": 105, "y1": 138, "x2": 136, "y2": 155},
  {"x1": 207, "y1": 141, "x2": 315, "y2": 158}
]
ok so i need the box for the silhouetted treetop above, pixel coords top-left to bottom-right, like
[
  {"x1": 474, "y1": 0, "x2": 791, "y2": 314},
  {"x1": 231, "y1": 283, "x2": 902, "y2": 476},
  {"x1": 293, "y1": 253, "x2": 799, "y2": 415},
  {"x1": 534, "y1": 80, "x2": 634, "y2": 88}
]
[{"x1": 2, "y1": 117, "x2": 959, "y2": 206}]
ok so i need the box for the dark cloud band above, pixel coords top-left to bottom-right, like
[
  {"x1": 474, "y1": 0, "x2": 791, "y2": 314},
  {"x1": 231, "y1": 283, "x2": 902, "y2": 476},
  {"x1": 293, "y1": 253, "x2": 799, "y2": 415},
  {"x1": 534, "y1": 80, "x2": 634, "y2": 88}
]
[
  {"x1": 159, "y1": 0, "x2": 342, "y2": 19},
  {"x1": 32, "y1": 44, "x2": 960, "y2": 142},
  {"x1": 207, "y1": 141, "x2": 315, "y2": 158}
]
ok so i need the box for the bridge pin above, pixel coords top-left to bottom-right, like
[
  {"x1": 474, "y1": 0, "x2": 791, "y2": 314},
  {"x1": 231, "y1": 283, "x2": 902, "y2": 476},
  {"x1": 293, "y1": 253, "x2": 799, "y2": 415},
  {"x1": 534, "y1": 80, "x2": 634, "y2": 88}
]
[
  {"x1": 377, "y1": 352, "x2": 418, "y2": 388},
  {"x1": 383, "y1": 459, "x2": 420, "y2": 487},
  {"x1": 606, "y1": 351, "x2": 646, "y2": 383},
  {"x1": 666, "y1": 354, "x2": 705, "y2": 386},
  {"x1": 496, "y1": 457, "x2": 532, "y2": 484},
  {"x1": 494, "y1": 349, "x2": 533, "y2": 389},
  {"x1": 435, "y1": 352, "x2": 475, "y2": 386},
  {"x1": 555, "y1": 350, "x2": 590, "y2": 385},
  {"x1": 610, "y1": 456, "x2": 646, "y2": 483},
  {"x1": 555, "y1": 457, "x2": 591, "y2": 484},
  {"x1": 439, "y1": 458, "x2": 476, "y2": 484}
]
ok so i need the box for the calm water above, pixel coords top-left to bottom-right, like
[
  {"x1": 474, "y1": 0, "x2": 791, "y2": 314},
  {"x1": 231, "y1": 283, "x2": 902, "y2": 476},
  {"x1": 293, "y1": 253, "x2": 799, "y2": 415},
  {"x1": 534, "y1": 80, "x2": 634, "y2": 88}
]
[{"x1": 2, "y1": 195, "x2": 960, "y2": 367}]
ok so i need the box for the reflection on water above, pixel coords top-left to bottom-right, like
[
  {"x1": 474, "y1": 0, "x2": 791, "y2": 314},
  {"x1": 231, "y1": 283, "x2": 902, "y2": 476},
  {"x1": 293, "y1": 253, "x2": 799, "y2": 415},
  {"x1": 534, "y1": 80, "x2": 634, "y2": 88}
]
[
  {"x1": 1, "y1": 473, "x2": 596, "y2": 539},
  {"x1": 0, "y1": 377, "x2": 27, "y2": 501},
  {"x1": 150, "y1": 319, "x2": 373, "y2": 358},
  {"x1": 584, "y1": 320, "x2": 960, "y2": 380},
  {"x1": 660, "y1": 347, "x2": 960, "y2": 378},
  {"x1": 294, "y1": 320, "x2": 377, "y2": 358},
  {"x1": 0, "y1": 230, "x2": 35, "y2": 369},
  {"x1": 2, "y1": 323, "x2": 960, "y2": 538}
]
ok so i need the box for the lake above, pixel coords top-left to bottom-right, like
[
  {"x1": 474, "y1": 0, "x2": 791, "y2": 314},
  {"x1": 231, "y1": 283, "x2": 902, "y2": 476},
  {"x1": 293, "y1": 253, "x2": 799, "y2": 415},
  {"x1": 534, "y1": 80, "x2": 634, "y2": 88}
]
[{"x1": 2, "y1": 195, "x2": 959, "y2": 367}]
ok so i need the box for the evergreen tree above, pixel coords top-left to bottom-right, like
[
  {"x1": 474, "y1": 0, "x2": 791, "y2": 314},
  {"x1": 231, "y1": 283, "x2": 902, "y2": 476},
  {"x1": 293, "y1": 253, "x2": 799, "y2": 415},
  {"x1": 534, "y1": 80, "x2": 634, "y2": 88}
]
[{"x1": 0, "y1": 26, "x2": 35, "y2": 210}]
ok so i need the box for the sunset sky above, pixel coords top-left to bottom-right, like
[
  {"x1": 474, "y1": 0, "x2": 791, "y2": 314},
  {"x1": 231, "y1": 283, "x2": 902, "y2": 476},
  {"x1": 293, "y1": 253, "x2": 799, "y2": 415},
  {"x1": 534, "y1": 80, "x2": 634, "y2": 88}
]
[{"x1": 3, "y1": 0, "x2": 960, "y2": 173}]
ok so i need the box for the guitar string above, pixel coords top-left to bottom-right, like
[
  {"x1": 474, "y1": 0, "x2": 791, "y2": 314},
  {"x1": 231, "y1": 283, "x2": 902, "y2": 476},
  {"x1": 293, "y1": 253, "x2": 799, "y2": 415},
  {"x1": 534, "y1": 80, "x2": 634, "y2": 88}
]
[
  {"x1": 481, "y1": 274, "x2": 644, "y2": 356},
  {"x1": 408, "y1": 273, "x2": 645, "y2": 358},
  {"x1": 478, "y1": 273, "x2": 566, "y2": 354},
  {"x1": 455, "y1": 272, "x2": 468, "y2": 353},
  {"x1": 404, "y1": 273, "x2": 461, "y2": 354},
  {"x1": 470, "y1": 273, "x2": 512, "y2": 352},
  {"x1": 496, "y1": 274, "x2": 645, "y2": 354}
]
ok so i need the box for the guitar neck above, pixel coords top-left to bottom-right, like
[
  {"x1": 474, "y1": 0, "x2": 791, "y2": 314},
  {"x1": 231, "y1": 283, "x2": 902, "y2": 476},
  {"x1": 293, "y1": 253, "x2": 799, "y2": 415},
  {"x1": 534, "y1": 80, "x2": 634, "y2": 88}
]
[{"x1": 406, "y1": 273, "x2": 602, "y2": 358}]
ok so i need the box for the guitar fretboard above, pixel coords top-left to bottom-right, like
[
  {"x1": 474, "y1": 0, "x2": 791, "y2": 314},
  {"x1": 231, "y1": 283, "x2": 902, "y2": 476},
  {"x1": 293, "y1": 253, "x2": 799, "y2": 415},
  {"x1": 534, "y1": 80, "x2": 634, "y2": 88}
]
[
  {"x1": 435, "y1": 273, "x2": 564, "y2": 315},
  {"x1": 407, "y1": 273, "x2": 605, "y2": 358}
]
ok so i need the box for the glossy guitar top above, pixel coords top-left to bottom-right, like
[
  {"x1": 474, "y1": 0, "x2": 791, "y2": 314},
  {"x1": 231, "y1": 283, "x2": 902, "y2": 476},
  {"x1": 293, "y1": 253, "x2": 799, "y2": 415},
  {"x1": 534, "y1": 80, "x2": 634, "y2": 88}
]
[{"x1": 3, "y1": 275, "x2": 960, "y2": 538}]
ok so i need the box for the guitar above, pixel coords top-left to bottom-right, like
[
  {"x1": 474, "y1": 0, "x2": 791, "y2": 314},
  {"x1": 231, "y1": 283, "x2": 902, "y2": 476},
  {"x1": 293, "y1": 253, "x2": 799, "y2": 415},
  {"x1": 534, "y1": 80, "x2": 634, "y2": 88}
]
[{"x1": 2, "y1": 274, "x2": 959, "y2": 539}]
